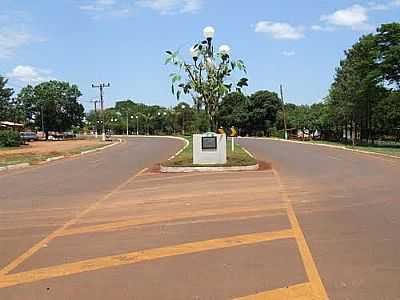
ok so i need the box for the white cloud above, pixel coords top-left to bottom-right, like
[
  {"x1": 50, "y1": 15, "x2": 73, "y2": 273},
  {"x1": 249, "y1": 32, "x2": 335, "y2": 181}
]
[
  {"x1": 6, "y1": 65, "x2": 53, "y2": 84},
  {"x1": 0, "y1": 29, "x2": 33, "y2": 58},
  {"x1": 79, "y1": 0, "x2": 131, "y2": 18},
  {"x1": 368, "y1": 2, "x2": 390, "y2": 10},
  {"x1": 311, "y1": 25, "x2": 335, "y2": 32},
  {"x1": 255, "y1": 21, "x2": 305, "y2": 40},
  {"x1": 282, "y1": 50, "x2": 295, "y2": 57},
  {"x1": 392, "y1": 0, "x2": 400, "y2": 6},
  {"x1": 320, "y1": 5, "x2": 372, "y2": 31},
  {"x1": 136, "y1": 0, "x2": 202, "y2": 14}
]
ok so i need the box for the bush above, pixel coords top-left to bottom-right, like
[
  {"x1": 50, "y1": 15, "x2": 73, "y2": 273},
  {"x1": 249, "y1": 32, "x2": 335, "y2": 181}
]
[{"x1": 0, "y1": 130, "x2": 22, "y2": 147}]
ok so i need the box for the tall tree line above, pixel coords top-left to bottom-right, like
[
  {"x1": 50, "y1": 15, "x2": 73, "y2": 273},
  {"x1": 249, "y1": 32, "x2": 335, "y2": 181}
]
[
  {"x1": 325, "y1": 22, "x2": 400, "y2": 143},
  {"x1": 0, "y1": 78, "x2": 84, "y2": 137}
]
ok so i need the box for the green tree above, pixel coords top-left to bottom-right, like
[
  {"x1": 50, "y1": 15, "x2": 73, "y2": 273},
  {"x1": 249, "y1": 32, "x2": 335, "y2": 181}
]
[
  {"x1": 217, "y1": 92, "x2": 249, "y2": 133},
  {"x1": 373, "y1": 92, "x2": 400, "y2": 136},
  {"x1": 327, "y1": 33, "x2": 386, "y2": 143},
  {"x1": 248, "y1": 90, "x2": 281, "y2": 136},
  {"x1": 0, "y1": 76, "x2": 14, "y2": 121},
  {"x1": 166, "y1": 27, "x2": 248, "y2": 131},
  {"x1": 18, "y1": 81, "x2": 84, "y2": 137},
  {"x1": 376, "y1": 23, "x2": 400, "y2": 89}
]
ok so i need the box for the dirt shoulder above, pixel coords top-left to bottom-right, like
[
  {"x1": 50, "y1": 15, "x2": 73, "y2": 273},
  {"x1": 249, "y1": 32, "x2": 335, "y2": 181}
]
[{"x1": 0, "y1": 138, "x2": 113, "y2": 167}]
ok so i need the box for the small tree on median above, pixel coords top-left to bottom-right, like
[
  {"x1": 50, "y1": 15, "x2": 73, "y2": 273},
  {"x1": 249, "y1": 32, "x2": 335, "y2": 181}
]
[{"x1": 165, "y1": 26, "x2": 248, "y2": 131}]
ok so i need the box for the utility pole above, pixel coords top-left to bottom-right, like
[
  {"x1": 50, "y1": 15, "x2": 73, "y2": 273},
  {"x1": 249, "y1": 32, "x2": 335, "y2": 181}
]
[
  {"x1": 91, "y1": 83, "x2": 110, "y2": 141},
  {"x1": 280, "y1": 84, "x2": 288, "y2": 140},
  {"x1": 41, "y1": 105, "x2": 45, "y2": 134},
  {"x1": 91, "y1": 100, "x2": 99, "y2": 138}
]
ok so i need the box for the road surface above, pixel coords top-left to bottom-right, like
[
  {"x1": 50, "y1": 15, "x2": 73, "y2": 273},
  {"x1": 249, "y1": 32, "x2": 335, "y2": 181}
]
[
  {"x1": 0, "y1": 137, "x2": 183, "y2": 272},
  {"x1": 0, "y1": 137, "x2": 399, "y2": 299},
  {"x1": 239, "y1": 138, "x2": 400, "y2": 300}
]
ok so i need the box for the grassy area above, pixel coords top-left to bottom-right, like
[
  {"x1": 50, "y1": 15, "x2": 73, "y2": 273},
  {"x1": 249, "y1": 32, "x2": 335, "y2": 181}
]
[
  {"x1": 0, "y1": 143, "x2": 110, "y2": 167},
  {"x1": 163, "y1": 136, "x2": 257, "y2": 167},
  {"x1": 350, "y1": 145, "x2": 400, "y2": 157},
  {"x1": 301, "y1": 139, "x2": 400, "y2": 157}
]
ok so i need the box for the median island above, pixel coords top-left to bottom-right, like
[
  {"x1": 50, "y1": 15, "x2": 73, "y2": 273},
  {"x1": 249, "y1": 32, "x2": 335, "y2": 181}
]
[{"x1": 161, "y1": 136, "x2": 257, "y2": 171}]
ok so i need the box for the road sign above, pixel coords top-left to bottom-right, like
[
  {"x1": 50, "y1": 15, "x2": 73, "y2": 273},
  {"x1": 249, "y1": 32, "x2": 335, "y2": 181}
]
[{"x1": 230, "y1": 127, "x2": 238, "y2": 137}]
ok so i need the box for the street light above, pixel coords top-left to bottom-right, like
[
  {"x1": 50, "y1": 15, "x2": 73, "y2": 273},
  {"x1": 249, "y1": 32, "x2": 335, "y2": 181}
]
[
  {"x1": 219, "y1": 44, "x2": 231, "y2": 56},
  {"x1": 157, "y1": 111, "x2": 168, "y2": 134},
  {"x1": 181, "y1": 105, "x2": 185, "y2": 135},
  {"x1": 125, "y1": 113, "x2": 134, "y2": 136},
  {"x1": 135, "y1": 115, "x2": 139, "y2": 135},
  {"x1": 203, "y1": 26, "x2": 215, "y2": 40}
]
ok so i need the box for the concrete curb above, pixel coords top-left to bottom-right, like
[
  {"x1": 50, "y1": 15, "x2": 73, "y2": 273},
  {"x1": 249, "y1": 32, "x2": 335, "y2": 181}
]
[
  {"x1": 114, "y1": 135, "x2": 190, "y2": 161},
  {"x1": 0, "y1": 139, "x2": 122, "y2": 173},
  {"x1": 155, "y1": 135, "x2": 258, "y2": 173},
  {"x1": 241, "y1": 146, "x2": 255, "y2": 159},
  {"x1": 2, "y1": 163, "x2": 30, "y2": 171},
  {"x1": 241, "y1": 137, "x2": 400, "y2": 161},
  {"x1": 167, "y1": 137, "x2": 190, "y2": 161},
  {"x1": 160, "y1": 164, "x2": 259, "y2": 173},
  {"x1": 46, "y1": 156, "x2": 65, "y2": 162}
]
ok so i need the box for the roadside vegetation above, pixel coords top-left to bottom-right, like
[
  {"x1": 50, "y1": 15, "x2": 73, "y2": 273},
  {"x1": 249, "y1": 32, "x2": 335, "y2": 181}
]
[
  {"x1": 305, "y1": 140, "x2": 400, "y2": 157},
  {"x1": 0, "y1": 140, "x2": 111, "y2": 167},
  {"x1": 1, "y1": 23, "x2": 399, "y2": 157},
  {"x1": 0, "y1": 130, "x2": 21, "y2": 147},
  {"x1": 163, "y1": 136, "x2": 257, "y2": 167}
]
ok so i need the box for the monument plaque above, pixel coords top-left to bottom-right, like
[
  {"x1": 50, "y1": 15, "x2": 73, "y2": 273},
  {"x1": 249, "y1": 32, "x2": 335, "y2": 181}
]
[
  {"x1": 202, "y1": 136, "x2": 217, "y2": 150},
  {"x1": 193, "y1": 133, "x2": 227, "y2": 165}
]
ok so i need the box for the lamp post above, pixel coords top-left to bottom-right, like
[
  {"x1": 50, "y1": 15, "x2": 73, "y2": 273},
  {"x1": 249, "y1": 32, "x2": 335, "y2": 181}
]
[
  {"x1": 203, "y1": 26, "x2": 215, "y2": 56},
  {"x1": 126, "y1": 114, "x2": 134, "y2": 136},
  {"x1": 158, "y1": 111, "x2": 167, "y2": 134},
  {"x1": 190, "y1": 26, "x2": 232, "y2": 132},
  {"x1": 181, "y1": 105, "x2": 185, "y2": 135},
  {"x1": 135, "y1": 115, "x2": 139, "y2": 135},
  {"x1": 110, "y1": 117, "x2": 118, "y2": 135}
]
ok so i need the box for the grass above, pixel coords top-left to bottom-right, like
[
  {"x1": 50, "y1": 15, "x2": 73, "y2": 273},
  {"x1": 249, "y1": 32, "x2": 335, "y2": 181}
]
[
  {"x1": 350, "y1": 145, "x2": 400, "y2": 157},
  {"x1": 163, "y1": 136, "x2": 257, "y2": 167},
  {"x1": 0, "y1": 143, "x2": 111, "y2": 167},
  {"x1": 298, "y1": 139, "x2": 400, "y2": 157}
]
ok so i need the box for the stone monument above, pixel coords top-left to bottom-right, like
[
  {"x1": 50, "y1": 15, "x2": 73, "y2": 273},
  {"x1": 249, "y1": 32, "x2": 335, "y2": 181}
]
[{"x1": 193, "y1": 133, "x2": 227, "y2": 165}]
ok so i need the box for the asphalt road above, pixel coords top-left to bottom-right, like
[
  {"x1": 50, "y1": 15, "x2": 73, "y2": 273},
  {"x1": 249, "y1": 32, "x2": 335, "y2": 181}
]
[
  {"x1": 1, "y1": 137, "x2": 399, "y2": 299},
  {"x1": 239, "y1": 138, "x2": 400, "y2": 300},
  {"x1": 0, "y1": 137, "x2": 183, "y2": 271}
]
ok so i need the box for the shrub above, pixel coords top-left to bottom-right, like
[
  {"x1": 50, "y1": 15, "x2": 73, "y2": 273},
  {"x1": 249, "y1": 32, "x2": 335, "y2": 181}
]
[{"x1": 0, "y1": 130, "x2": 22, "y2": 147}]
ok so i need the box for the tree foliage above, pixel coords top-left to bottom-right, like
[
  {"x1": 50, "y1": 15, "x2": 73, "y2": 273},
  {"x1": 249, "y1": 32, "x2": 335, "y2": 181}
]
[
  {"x1": 325, "y1": 23, "x2": 400, "y2": 143},
  {"x1": 376, "y1": 23, "x2": 400, "y2": 88},
  {"x1": 165, "y1": 35, "x2": 248, "y2": 130},
  {"x1": 18, "y1": 81, "x2": 84, "y2": 135},
  {"x1": 0, "y1": 76, "x2": 14, "y2": 121}
]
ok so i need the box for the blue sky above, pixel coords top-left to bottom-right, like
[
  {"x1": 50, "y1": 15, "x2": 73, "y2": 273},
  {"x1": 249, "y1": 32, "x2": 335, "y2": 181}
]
[{"x1": 1, "y1": 0, "x2": 399, "y2": 111}]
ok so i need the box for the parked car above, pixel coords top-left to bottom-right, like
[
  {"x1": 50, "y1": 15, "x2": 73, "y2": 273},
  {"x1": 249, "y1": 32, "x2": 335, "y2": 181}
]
[
  {"x1": 63, "y1": 132, "x2": 76, "y2": 139},
  {"x1": 20, "y1": 132, "x2": 38, "y2": 142},
  {"x1": 47, "y1": 133, "x2": 64, "y2": 141}
]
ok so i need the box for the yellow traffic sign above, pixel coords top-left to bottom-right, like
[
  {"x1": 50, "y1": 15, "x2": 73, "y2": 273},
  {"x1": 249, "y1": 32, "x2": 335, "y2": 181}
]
[{"x1": 230, "y1": 127, "x2": 238, "y2": 137}]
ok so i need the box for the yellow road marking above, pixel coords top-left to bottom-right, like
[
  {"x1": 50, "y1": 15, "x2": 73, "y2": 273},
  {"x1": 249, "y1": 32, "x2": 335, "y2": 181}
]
[
  {"x1": 233, "y1": 282, "x2": 314, "y2": 299},
  {"x1": 0, "y1": 167, "x2": 149, "y2": 276},
  {"x1": 0, "y1": 229, "x2": 293, "y2": 289},
  {"x1": 59, "y1": 205, "x2": 287, "y2": 237},
  {"x1": 287, "y1": 204, "x2": 328, "y2": 300},
  {"x1": 272, "y1": 169, "x2": 329, "y2": 300}
]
